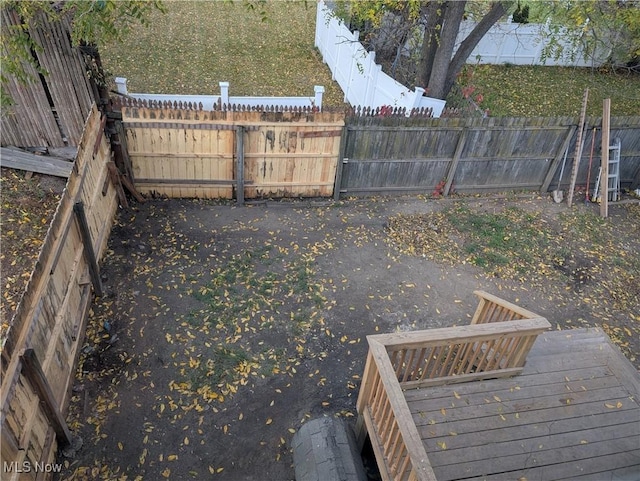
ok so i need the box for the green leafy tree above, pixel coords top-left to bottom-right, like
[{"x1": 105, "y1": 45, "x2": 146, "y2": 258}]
[
  {"x1": 331, "y1": 1, "x2": 514, "y2": 100},
  {"x1": 536, "y1": 0, "x2": 640, "y2": 70},
  {"x1": 1, "y1": 0, "x2": 165, "y2": 107}
]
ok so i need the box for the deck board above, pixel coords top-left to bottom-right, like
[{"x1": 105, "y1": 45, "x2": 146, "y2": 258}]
[{"x1": 405, "y1": 328, "x2": 640, "y2": 481}]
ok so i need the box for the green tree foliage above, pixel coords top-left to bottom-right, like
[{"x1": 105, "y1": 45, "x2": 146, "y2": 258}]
[
  {"x1": 536, "y1": 0, "x2": 640, "y2": 70},
  {"x1": 0, "y1": 0, "x2": 165, "y2": 106},
  {"x1": 330, "y1": 0, "x2": 513, "y2": 100}
]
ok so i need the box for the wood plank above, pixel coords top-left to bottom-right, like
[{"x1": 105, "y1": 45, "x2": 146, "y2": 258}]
[
  {"x1": 405, "y1": 366, "x2": 620, "y2": 409},
  {"x1": 1, "y1": 147, "x2": 73, "y2": 178},
  {"x1": 427, "y1": 421, "x2": 638, "y2": 468},
  {"x1": 438, "y1": 443, "x2": 639, "y2": 480},
  {"x1": 402, "y1": 329, "x2": 640, "y2": 481},
  {"x1": 463, "y1": 450, "x2": 640, "y2": 481},
  {"x1": 370, "y1": 317, "x2": 550, "y2": 351}
]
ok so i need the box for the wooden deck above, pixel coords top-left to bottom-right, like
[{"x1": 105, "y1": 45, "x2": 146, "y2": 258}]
[
  {"x1": 406, "y1": 328, "x2": 640, "y2": 481},
  {"x1": 356, "y1": 291, "x2": 640, "y2": 481}
]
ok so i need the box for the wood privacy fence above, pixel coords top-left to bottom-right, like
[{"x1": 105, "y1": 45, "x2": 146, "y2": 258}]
[
  {"x1": 338, "y1": 115, "x2": 640, "y2": 198},
  {"x1": 0, "y1": 105, "x2": 118, "y2": 480},
  {"x1": 119, "y1": 100, "x2": 345, "y2": 200},
  {"x1": 114, "y1": 102, "x2": 640, "y2": 200},
  {"x1": 0, "y1": 7, "x2": 97, "y2": 148}
]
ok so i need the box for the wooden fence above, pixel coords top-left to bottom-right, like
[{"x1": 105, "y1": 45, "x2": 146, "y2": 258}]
[
  {"x1": 119, "y1": 100, "x2": 345, "y2": 199},
  {"x1": 1, "y1": 7, "x2": 97, "y2": 148},
  {"x1": 338, "y1": 115, "x2": 640, "y2": 198},
  {"x1": 112, "y1": 101, "x2": 640, "y2": 201},
  {"x1": 0, "y1": 105, "x2": 118, "y2": 480}
]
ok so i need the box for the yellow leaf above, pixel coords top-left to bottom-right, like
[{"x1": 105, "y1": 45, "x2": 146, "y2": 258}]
[
  {"x1": 184, "y1": 436, "x2": 189, "y2": 445},
  {"x1": 266, "y1": 418, "x2": 273, "y2": 425},
  {"x1": 493, "y1": 395, "x2": 501, "y2": 402},
  {"x1": 440, "y1": 407, "x2": 446, "y2": 416},
  {"x1": 168, "y1": 454, "x2": 178, "y2": 461},
  {"x1": 161, "y1": 468, "x2": 170, "y2": 478},
  {"x1": 453, "y1": 391, "x2": 460, "y2": 399},
  {"x1": 437, "y1": 441, "x2": 447, "y2": 450}
]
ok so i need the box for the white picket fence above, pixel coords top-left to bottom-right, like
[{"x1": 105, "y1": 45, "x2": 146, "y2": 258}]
[
  {"x1": 314, "y1": 0, "x2": 446, "y2": 117},
  {"x1": 114, "y1": 78, "x2": 325, "y2": 110}
]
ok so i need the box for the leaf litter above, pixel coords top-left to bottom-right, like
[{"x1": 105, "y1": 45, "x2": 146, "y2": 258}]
[{"x1": 40, "y1": 195, "x2": 639, "y2": 480}]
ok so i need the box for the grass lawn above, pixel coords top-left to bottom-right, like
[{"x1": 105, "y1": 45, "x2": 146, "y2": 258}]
[
  {"x1": 99, "y1": 1, "x2": 346, "y2": 106},
  {"x1": 99, "y1": 1, "x2": 640, "y2": 117}
]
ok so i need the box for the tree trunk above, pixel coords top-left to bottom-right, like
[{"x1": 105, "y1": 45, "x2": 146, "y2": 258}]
[
  {"x1": 417, "y1": 1, "x2": 444, "y2": 90},
  {"x1": 442, "y1": 1, "x2": 512, "y2": 97},
  {"x1": 427, "y1": 1, "x2": 467, "y2": 99}
]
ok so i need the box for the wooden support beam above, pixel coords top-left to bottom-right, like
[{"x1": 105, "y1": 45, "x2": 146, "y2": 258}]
[
  {"x1": 107, "y1": 161, "x2": 129, "y2": 208},
  {"x1": 567, "y1": 88, "x2": 589, "y2": 207},
  {"x1": 92, "y1": 114, "x2": 108, "y2": 157},
  {"x1": 444, "y1": 128, "x2": 468, "y2": 196},
  {"x1": 236, "y1": 126, "x2": 245, "y2": 205},
  {"x1": 601, "y1": 99, "x2": 611, "y2": 218},
  {"x1": 73, "y1": 201, "x2": 104, "y2": 297},
  {"x1": 119, "y1": 173, "x2": 146, "y2": 203},
  {"x1": 540, "y1": 125, "x2": 576, "y2": 193},
  {"x1": 20, "y1": 349, "x2": 73, "y2": 447}
]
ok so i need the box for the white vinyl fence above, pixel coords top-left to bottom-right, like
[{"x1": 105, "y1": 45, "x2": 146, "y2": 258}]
[
  {"x1": 114, "y1": 78, "x2": 325, "y2": 110},
  {"x1": 314, "y1": 0, "x2": 446, "y2": 117},
  {"x1": 456, "y1": 20, "x2": 608, "y2": 67}
]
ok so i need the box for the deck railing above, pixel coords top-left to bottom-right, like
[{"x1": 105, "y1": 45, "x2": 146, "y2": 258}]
[{"x1": 355, "y1": 291, "x2": 551, "y2": 481}]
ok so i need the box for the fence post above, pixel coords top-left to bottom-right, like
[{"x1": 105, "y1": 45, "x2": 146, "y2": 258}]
[
  {"x1": 74, "y1": 201, "x2": 104, "y2": 297},
  {"x1": 219, "y1": 82, "x2": 230, "y2": 106},
  {"x1": 314, "y1": 86, "x2": 325, "y2": 111},
  {"x1": 21, "y1": 349, "x2": 74, "y2": 447},
  {"x1": 444, "y1": 128, "x2": 468, "y2": 196},
  {"x1": 409, "y1": 87, "x2": 425, "y2": 115},
  {"x1": 236, "y1": 126, "x2": 245, "y2": 205},
  {"x1": 114, "y1": 77, "x2": 128, "y2": 95},
  {"x1": 334, "y1": 126, "x2": 348, "y2": 201}
]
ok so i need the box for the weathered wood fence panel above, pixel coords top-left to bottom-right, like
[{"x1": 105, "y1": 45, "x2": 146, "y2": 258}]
[
  {"x1": 120, "y1": 103, "x2": 345, "y2": 199},
  {"x1": 0, "y1": 7, "x2": 97, "y2": 148},
  {"x1": 340, "y1": 116, "x2": 640, "y2": 197},
  {"x1": 122, "y1": 109, "x2": 237, "y2": 198},
  {"x1": 1, "y1": 105, "x2": 118, "y2": 481},
  {"x1": 243, "y1": 116, "x2": 344, "y2": 198}
]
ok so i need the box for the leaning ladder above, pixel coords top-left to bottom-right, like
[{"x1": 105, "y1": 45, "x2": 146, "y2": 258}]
[{"x1": 592, "y1": 138, "x2": 621, "y2": 203}]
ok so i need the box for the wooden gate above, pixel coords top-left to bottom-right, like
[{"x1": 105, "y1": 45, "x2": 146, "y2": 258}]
[{"x1": 120, "y1": 101, "x2": 344, "y2": 199}]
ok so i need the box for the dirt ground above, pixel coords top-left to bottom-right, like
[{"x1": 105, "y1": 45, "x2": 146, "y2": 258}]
[{"x1": 57, "y1": 194, "x2": 639, "y2": 481}]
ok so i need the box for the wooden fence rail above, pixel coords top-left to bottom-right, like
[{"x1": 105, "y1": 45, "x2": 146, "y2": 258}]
[
  {"x1": 355, "y1": 291, "x2": 551, "y2": 481},
  {"x1": 0, "y1": 105, "x2": 118, "y2": 481}
]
